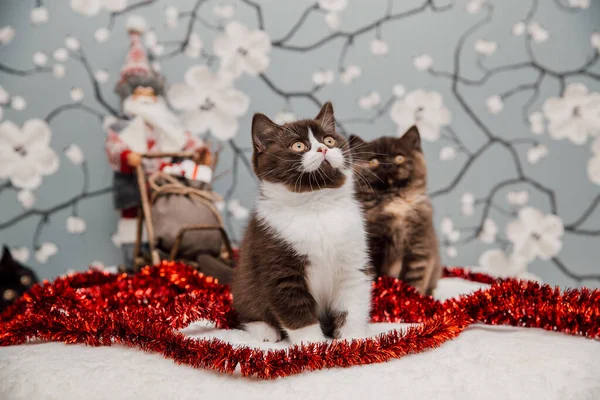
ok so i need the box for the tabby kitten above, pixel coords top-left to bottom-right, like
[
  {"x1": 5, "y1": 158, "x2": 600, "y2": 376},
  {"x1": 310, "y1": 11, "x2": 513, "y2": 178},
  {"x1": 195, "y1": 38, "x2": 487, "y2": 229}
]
[
  {"x1": 233, "y1": 102, "x2": 372, "y2": 344},
  {"x1": 349, "y1": 126, "x2": 441, "y2": 295},
  {"x1": 0, "y1": 246, "x2": 38, "y2": 312}
]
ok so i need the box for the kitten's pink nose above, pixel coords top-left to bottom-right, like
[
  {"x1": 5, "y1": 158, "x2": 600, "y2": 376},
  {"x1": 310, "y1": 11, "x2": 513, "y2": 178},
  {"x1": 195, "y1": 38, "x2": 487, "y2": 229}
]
[{"x1": 317, "y1": 147, "x2": 327, "y2": 156}]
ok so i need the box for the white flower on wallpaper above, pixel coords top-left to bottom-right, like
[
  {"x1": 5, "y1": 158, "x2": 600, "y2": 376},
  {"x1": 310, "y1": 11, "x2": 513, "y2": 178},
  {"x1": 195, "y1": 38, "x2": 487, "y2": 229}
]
[
  {"x1": 507, "y1": 190, "x2": 529, "y2": 206},
  {"x1": 486, "y1": 95, "x2": 503, "y2": 114},
  {"x1": 465, "y1": 0, "x2": 485, "y2": 14},
  {"x1": 102, "y1": 115, "x2": 118, "y2": 130},
  {"x1": 70, "y1": 0, "x2": 127, "y2": 17},
  {"x1": 64, "y1": 144, "x2": 85, "y2": 166},
  {"x1": 228, "y1": 199, "x2": 249, "y2": 220},
  {"x1": 528, "y1": 111, "x2": 544, "y2": 134},
  {"x1": 66, "y1": 216, "x2": 87, "y2": 234},
  {"x1": 213, "y1": 21, "x2": 271, "y2": 77},
  {"x1": 33, "y1": 51, "x2": 48, "y2": 66},
  {"x1": 390, "y1": 89, "x2": 451, "y2": 141},
  {"x1": 440, "y1": 217, "x2": 461, "y2": 243},
  {"x1": 185, "y1": 33, "x2": 204, "y2": 59},
  {"x1": 588, "y1": 154, "x2": 600, "y2": 184},
  {"x1": 460, "y1": 192, "x2": 475, "y2": 216},
  {"x1": 324, "y1": 12, "x2": 340, "y2": 31},
  {"x1": 527, "y1": 22, "x2": 549, "y2": 43},
  {"x1": 0, "y1": 26, "x2": 15, "y2": 45},
  {"x1": 591, "y1": 32, "x2": 600, "y2": 52},
  {"x1": 340, "y1": 65, "x2": 361, "y2": 85},
  {"x1": 17, "y1": 190, "x2": 35, "y2": 210},
  {"x1": 393, "y1": 84, "x2": 406, "y2": 98},
  {"x1": 588, "y1": 137, "x2": 600, "y2": 185},
  {"x1": 413, "y1": 54, "x2": 433, "y2": 71},
  {"x1": 474, "y1": 39, "x2": 497, "y2": 56},
  {"x1": 312, "y1": 69, "x2": 335, "y2": 86},
  {"x1": 94, "y1": 27, "x2": 110, "y2": 43},
  {"x1": 11, "y1": 96, "x2": 26, "y2": 111},
  {"x1": 542, "y1": 83, "x2": 600, "y2": 145},
  {"x1": 10, "y1": 247, "x2": 30, "y2": 264},
  {"x1": 144, "y1": 30, "x2": 157, "y2": 48},
  {"x1": 164, "y1": 6, "x2": 179, "y2": 29},
  {"x1": 274, "y1": 111, "x2": 296, "y2": 125},
  {"x1": 511, "y1": 21, "x2": 526, "y2": 36},
  {"x1": 506, "y1": 207, "x2": 564, "y2": 262},
  {"x1": 168, "y1": 65, "x2": 250, "y2": 140},
  {"x1": 70, "y1": 88, "x2": 85, "y2": 103},
  {"x1": 477, "y1": 249, "x2": 540, "y2": 281},
  {"x1": 213, "y1": 4, "x2": 235, "y2": 20},
  {"x1": 318, "y1": 0, "x2": 347, "y2": 12},
  {"x1": 568, "y1": 0, "x2": 590, "y2": 9},
  {"x1": 65, "y1": 36, "x2": 81, "y2": 52},
  {"x1": 30, "y1": 7, "x2": 49, "y2": 25},
  {"x1": 53, "y1": 48, "x2": 68, "y2": 62},
  {"x1": 318, "y1": 0, "x2": 347, "y2": 31},
  {"x1": 527, "y1": 144, "x2": 548, "y2": 164},
  {"x1": 53, "y1": 64, "x2": 66, "y2": 79},
  {"x1": 358, "y1": 91, "x2": 381, "y2": 110},
  {"x1": 370, "y1": 39, "x2": 389, "y2": 56},
  {"x1": 94, "y1": 69, "x2": 109, "y2": 83},
  {"x1": 0, "y1": 119, "x2": 60, "y2": 190},
  {"x1": 150, "y1": 44, "x2": 164, "y2": 56},
  {"x1": 439, "y1": 146, "x2": 457, "y2": 161},
  {"x1": 478, "y1": 218, "x2": 498, "y2": 244},
  {"x1": 35, "y1": 242, "x2": 58, "y2": 264}
]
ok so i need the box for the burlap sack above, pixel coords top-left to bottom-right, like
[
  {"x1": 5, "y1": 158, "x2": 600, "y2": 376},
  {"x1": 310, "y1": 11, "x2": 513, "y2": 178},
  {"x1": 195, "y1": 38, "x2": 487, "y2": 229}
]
[{"x1": 150, "y1": 173, "x2": 223, "y2": 259}]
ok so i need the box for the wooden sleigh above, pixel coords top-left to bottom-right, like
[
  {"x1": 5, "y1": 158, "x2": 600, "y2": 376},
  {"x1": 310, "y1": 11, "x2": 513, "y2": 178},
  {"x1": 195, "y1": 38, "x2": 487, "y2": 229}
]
[{"x1": 131, "y1": 152, "x2": 235, "y2": 282}]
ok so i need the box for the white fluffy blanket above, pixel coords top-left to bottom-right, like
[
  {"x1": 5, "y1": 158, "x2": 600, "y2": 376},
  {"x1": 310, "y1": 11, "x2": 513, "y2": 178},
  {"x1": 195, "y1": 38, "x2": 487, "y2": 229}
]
[{"x1": 1, "y1": 278, "x2": 599, "y2": 400}]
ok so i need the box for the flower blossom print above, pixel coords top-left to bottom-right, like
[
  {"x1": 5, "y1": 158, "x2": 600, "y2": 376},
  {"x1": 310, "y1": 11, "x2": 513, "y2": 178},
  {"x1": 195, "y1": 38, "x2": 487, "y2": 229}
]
[
  {"x1": 0, "y1": 119, "x2": 59, "y2": 190},
  {"x1": 213, "y1": 21, "x2": 271, "y2": 78},
  {"x1": 506, "y1": 207, "x2": 564, "y2": 262},
  {"x1": 168, "y1": 65, "x2": 250, "y2": 140},
  {"x1": 390, "y1": 89, "x2": 451, "y2": 141}
]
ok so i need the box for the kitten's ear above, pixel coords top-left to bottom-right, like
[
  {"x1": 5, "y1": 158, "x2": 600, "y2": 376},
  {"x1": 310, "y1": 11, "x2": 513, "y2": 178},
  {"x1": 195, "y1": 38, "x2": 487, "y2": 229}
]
[
  {"x1": 251, "y1": 113, "x2": 279, "y2": 153},
  {"x1": 315, "y1": 101, "x2": 335, "y2": 134},
  {"x1": 1, "y1": 246, "x2": 13, "y2": 264},
  {"x1": 399, "y1": 125, "x2": 421, "y2": 150},
  {"x1": 348, "y1": 134, "x2": 366, "y2": 150}
]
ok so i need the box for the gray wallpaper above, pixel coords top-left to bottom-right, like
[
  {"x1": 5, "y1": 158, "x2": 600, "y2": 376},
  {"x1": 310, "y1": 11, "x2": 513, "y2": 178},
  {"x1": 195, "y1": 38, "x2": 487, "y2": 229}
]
[{"x1": 1, "y1": 0, "x2": 599, "y2": 287}]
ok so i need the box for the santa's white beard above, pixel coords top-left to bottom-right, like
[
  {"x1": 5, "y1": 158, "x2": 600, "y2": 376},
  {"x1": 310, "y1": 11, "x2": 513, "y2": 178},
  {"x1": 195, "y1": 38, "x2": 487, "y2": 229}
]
[{"x1": 122, "y1": 96, "x2": 187, "y2": 152}]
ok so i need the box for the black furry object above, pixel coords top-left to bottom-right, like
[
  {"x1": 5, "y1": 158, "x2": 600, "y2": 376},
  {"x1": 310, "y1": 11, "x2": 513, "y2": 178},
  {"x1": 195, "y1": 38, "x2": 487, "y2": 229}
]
[{"x1": 0, "y1": 245, "x2": 38, "y2": 312}]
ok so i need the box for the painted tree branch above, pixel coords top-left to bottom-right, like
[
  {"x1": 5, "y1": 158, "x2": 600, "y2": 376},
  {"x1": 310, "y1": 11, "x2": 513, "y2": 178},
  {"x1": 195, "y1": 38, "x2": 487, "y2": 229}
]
[{"x1": 0, "y1": 64, "x2": 51, "y2": 76}]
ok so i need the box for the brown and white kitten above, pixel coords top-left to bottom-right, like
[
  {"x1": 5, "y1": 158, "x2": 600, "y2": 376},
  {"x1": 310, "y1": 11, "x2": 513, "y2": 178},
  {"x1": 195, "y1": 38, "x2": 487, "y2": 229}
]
[
  {"x1": 232, "y1": 102, "x2": 372, "y2": 344},
  {"x1": 349, "y1": 126, "x2": 441, "y2": 295}
]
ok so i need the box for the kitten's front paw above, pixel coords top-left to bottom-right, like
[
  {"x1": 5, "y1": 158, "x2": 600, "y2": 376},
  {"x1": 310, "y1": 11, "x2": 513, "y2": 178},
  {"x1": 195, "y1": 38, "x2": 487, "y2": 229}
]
[
  {"x1": 243, "y1": 322, "x2": 282, "y2": 342},
  {"x1": 286, "y1": 324, "x2": 326, "y2": 345}
]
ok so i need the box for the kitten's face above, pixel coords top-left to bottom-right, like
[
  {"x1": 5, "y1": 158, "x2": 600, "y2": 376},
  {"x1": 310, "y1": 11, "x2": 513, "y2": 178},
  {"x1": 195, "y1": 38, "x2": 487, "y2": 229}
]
[
  {"x1": 251, "y1": 102, "x2": 349, "y2": 192},
  {"x1": 0, "y1": 246, "x2": 38, "y2": 310},
  {"x1": 350, "y1": 126, "x2": 427, "y2": 192}
]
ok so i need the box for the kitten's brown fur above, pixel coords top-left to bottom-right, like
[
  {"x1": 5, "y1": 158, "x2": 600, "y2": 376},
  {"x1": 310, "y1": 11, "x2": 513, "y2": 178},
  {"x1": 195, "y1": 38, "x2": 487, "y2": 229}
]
[
  {"x1": 350, "y1": 126, "x2": 441, "y2": 295},
  {"x1": 233, "y1": 103, "x2": 354, "y2": 338}
]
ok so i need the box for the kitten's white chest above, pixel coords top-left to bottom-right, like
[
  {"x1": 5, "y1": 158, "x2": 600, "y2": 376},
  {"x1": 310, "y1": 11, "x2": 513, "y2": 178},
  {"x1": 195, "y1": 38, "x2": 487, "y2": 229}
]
[{"x1": 256, "y1": 180, "x2": 368, "y2": 311}]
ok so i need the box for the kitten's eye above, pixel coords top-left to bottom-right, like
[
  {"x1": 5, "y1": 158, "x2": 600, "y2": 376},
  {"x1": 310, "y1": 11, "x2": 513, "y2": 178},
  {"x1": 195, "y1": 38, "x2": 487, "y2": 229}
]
[
  {"x1": 394, "y1": 155, "x2": 405, "y2": 164},
  {"x1": 369, "y1": 158, "x2": 380, "y2": 167},
  {"x1": 290, "y1": 142, "x2": 307, "y2": 152},
  {"x1": 324, "y1": 136, "x2": 336, "y2": 147},
  {"x1": 20, "y1": 275, "x2": 32, "y2": 286}
]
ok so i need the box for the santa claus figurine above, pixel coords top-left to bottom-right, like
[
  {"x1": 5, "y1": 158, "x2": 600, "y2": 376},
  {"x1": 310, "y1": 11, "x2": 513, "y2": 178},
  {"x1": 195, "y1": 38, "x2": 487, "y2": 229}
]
[{"x1": 105, "y1": 16, "x2": 209, "y2": 266}]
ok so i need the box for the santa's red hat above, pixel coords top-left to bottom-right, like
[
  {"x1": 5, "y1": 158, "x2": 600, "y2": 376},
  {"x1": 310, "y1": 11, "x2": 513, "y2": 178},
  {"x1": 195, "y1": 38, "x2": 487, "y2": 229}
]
[{"x1": 120, "y1": 16, "x2": 151, "y2": 81}]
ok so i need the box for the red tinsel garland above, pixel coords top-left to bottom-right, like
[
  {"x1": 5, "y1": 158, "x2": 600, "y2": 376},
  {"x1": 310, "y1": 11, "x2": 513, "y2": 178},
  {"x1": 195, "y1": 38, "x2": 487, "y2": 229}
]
[{"x1": 1, "y1": 261, "x2": 598, "y2": 379}]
